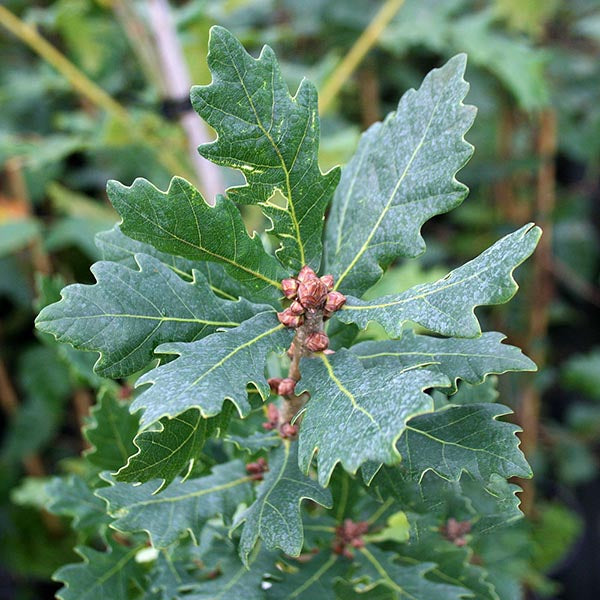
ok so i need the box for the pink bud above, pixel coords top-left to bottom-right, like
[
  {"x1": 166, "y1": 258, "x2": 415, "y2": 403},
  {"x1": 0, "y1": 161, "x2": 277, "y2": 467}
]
[
  {"x1": 267, "y1": 377, "x2": 283, "y2": 393},
  {"x1": 266, "y1": 403, "x2": 279, "y2": 423},
  {"x1": 278, "y1": 378, "x2": 296, "y2": 396},
  {"x1": 306, "y1": 331, "x2": 329, "y2": 352},
  {"x1": 289, "y1": 300, "x2": 305, "y2": 316},
  {"x1": 297, "y1": 265, "x2": 316, "y2": 282},
  {"x1": 298, "y1": 278, "x2": 328, "y2": 309},
  {"x1": 280, "y1": 423, "x2": 299, "y2": 439},
  {"x1": 320, "y1": 274, "x2": 334, "y2": 290},
  {"x1": 277, "y1": 308, "x2": 304, "y2": 328},
  {"x1": 281, "y1": 278, "x2": 299, "y2": 299},
  {"x1": 324, "y1": 291, "x2": 346, "y2": 313}
]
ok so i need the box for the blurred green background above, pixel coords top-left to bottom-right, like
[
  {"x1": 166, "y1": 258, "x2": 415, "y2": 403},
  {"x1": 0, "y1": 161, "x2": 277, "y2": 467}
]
[{"x1": 1, "y1": 0, "x2": 599, "y2": 598}]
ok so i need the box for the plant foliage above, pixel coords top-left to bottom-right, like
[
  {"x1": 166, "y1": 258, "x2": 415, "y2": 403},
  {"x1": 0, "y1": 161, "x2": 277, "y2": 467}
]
[{"x1": 36, "y1": 26, "x2": 540, "y2": 599}]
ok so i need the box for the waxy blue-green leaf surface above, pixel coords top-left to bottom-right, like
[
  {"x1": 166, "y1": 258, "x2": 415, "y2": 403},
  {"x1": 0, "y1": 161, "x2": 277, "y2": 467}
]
[
  {"x1": 298, "y1": 351, "x2": 450, "y2": 485},
  {"x1": 236, "y1": 442, "x2": 332, "y2": 564},
  {"x1": 108, "y1": 176, "x2": 288, "y2": 302},
  {"x1": 98, "y1": 460, "x2": 253, "y2": 548},
  {"x1": 399, "y1": 403, "x2": 531, "y2": 481},
  {"x1": 53, "y1": 539, "x2": 145, "y2": 600},
  {"x1": 36, "y1": 254, "x2": 262, "y2": 378},
  {"x1": 325, "y1": 54, "x2": 475, "y2": 297},
  {"x1": 338, "y1": 224, "x2": 541, "y2": 337},
  {"x1": 351, "y1": 330, "x2": 536, "y2": 393},
  {"x1": 191, "y1": 26, "x2": 340, "y2": 272},
  {"x1": 132, "y1": 311, "x2": 293, "y2": 427}
]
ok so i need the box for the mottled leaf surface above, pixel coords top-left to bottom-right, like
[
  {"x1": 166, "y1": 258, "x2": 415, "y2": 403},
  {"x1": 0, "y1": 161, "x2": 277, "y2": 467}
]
[
  {"x1": 108, "y1": 176, "x2": 288, "y2": 302},
  {"x1": 98, "y1": 460, "x2": 253, "y2": 548},
  {"x1": 236, "y1": 442, "x2": 332, "y2": 563},
  {"x1": 132, "y1": 311, "x2": 292, "y2": 427},
  {"x1": 399, "y1": 403, "x2": 531, "y2": 481},
  {"x1": 351, "y1": 330, "x2": 536, "y2": 393},
  {"x1": 53, "y1": 540, "x2": 145, "y2": 600},
  {"x1": 36, "y1": 254, "x2": 261, "y2": 377},
  {"x1": 338, "y1": 224, "x2": 541, "y2": 337},
  {"x1": 298, "y1": 351, "x2": 449, "y2": 485},
  {"x1": 192, "y1": 26, "x2": 340, "y2": 272},
  {"x1": 325, "y1": 54, "x2": 475, "y2": 297}
]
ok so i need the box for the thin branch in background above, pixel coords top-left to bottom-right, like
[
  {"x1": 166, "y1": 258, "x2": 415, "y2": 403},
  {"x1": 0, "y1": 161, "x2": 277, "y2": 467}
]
[
  {"x1": 111, "y1": 0, "x2": 166, "y2": 94},
  {"x1": 318, "y1": 0, "x2": 404, "y2": 114},
  {"x1": 146, "y1": 0, "x2": 225, "y2": 203},
  {"x1": 0, "y1": 4, "x2": 195, "y2": 182},
  {"x1": 358, "y1": 61, "x2": 381, "y2": 128},
  {"x1": 519, "y1": 108, "x2": 557, "y2": 517}
]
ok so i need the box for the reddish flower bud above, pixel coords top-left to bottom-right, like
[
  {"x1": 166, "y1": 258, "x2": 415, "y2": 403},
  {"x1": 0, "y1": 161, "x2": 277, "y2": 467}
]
[
  {"x1": 289, "y1": 300, "x2": 305, "y2": 316},
  {"x1": 246, "y1": 457, "x2": 268, "y2": 480},
  {"x1": 297, "y1": 278, "x2": 328, "y2": 309},
  {"x1": 324, "y1": 291, "x2": 346, "y2": 313},
  {"x1": 278, "y1": 378, "x2": 296, "y2": 396},
  {"x1": 280, "y1": 423, "x2": 298, "y2": 438},
  {"x1": 320, "y1": 274, "x2": 334, "y2": 290},
  {"x1": 281, "y1": 278, "x2": 299, "y2": 299},
  {"x1": 263, "y1": 403, "x2": 280, "y2": 430},
  {"x1": 297, "y1": 265, "x2": 316, "y2": 282},
  {"x1": 306, "y1": 331, "x2": 329, "y2": 352},
  {"x1": 267, "y1": 377, "x2": 283, "y2": 393},
  {"x1": 277, "y1": 308, "x2": 304, "y2": 328}
]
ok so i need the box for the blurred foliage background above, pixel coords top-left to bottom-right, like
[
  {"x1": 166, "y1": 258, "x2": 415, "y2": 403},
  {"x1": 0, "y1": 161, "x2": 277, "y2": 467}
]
[{"x1": 0, "y1": 0, "x2": 599, "y2": 598}]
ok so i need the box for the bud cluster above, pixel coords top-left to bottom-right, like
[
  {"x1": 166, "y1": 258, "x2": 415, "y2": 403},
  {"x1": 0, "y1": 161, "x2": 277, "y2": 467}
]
[
  {"x1": 262, "y1": 402, "x2": 299, "y2": 439},
  {"x1": 277, "y1": 266, "x2": 346, "y2": 349},
  {"x1": 332, "y1": 519, "x2": 369, "y2": 558},
  {"x1": 245, "y1": 457, "x2": 268, "y2": 481},
  {"x1": 440, "y1": 518, "x2": 471, "y2": 547}
]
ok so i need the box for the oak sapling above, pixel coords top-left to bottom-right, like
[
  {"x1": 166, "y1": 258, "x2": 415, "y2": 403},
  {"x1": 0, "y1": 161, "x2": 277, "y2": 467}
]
[{"x1": 37, "y1": 26, "x2": 540, "y2": 600}]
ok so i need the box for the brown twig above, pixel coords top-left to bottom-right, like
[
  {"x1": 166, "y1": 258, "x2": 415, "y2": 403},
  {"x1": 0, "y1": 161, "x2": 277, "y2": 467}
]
[{"x1": 519, "y1": 108, "x2": 557, "y2": 516}]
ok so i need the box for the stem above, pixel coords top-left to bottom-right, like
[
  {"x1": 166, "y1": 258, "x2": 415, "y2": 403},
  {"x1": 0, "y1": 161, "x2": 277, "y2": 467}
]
[
  {"x1": 0, "y1": 4, "x2": 194, "y2": 181},
  {"x1": 318, "y1": 0, "x2": 404, "y2": 114},
  {"x1": 280, "y1": 309, "x2": 325, "y2": 425},
  {"x1": 146, "y1": 0, "x2": 225, "y2": 202}
]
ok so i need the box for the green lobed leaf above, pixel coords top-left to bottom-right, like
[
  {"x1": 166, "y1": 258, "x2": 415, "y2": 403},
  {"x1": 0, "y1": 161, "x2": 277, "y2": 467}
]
[
  {"x1": 324, "y1": 54, "x2": 475, "y2": 297},
  {"x1": 53, "y1": 539, "x2": 145, "y2": 600},
  {"x1": 45, "y1": 475, "x2": 111, "y2": 533},
  {"x1": 116, "y1": 406, "x2": 233, "y2": 491},
  {"x1": 97, "y1": 460, "x2": 253, "y2": 548},
  {"x1": 36, "y1": 253, "x2": 263, "y2": 378},
  {"x1": 225, "y1": 430, "x2": 282, "y2": 454},
  {"x1": 132, "y1": 311, "x2": 293, "y2": 427},
  {"x1": 350, "y1": 546, "x2": 469, "y2": 599},
  {"x1": 191, "y1": 26, "x2": 340, "y2": 272},
  {"x1": 236, "y1": 442, "x2": 332, "y2": 564},
  {"x1": 398, "y1": 403, "x2": 532, "y2": 481},
  {"x1": 267, "y1": 552, "x2": 347, "y2": 599},
  {"x1": 184, "y1": 543, "x2": 276, "y2": 600},
  {"x1": 297, "y1": 350, "x2": 450, "y2": 486},
  {"x1": 83, "y1": 390, "x2": 139, "y2": 472},
  {"x1": 351, "y1": 330, "x2": 536, "y2": 393},
  {"x1": 108, "y1": 176, "x2": 288, "y2": 302},
  {"x1": 337, "y1": 224, "x2": 541, "y2": 338},
  {"x1": 96, "y1": 224, "x2": 255, "y2": 303}
]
